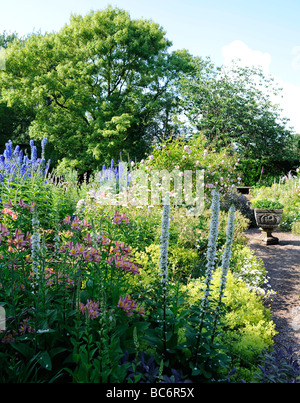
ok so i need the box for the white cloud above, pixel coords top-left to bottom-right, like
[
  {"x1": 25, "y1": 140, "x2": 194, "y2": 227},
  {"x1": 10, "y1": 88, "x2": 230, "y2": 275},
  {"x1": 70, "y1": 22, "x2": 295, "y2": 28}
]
[
  {"x1": 221, "y1": 40, "x2": 300, "y2": 133},
  {"x1": 276, "y1": 81, "x2": 300, "y2": 133},
  {"x1": 222, "y1": 40, "x2": 272, "y2": 74},
  {"x1": 291, "y1": 46, "x2": 300, "y2": 71}
]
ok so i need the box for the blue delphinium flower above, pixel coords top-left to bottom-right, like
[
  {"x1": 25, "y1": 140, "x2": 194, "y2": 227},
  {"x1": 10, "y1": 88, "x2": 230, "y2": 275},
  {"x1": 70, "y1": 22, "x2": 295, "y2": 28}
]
[
  {"x1": 0, "y1": 155, "x2": 4, "y2": 169},
  {"x1": 13, "y1": 145, "x2": 20, "y2": 157},
  {"x1": 0, "y1": 138, "x2": 50, "y2": 184},
  {"x1": 41, "y1": 137, "x2": 47, "y2": 161},
  {"x1": 4, "y1": 140, "x2": 13, "y2": 162},
  {"x1": 41, "y1": 137, "x2": 47, "y2": 149},
  {"x1": 31, "y1": 145, "x2": 37, "y2": 163}
]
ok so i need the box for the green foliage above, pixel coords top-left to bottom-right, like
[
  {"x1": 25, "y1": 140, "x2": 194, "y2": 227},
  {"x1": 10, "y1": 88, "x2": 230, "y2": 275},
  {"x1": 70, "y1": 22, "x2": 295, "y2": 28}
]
[
  {"x1": 138, "y1": 134, "x2": 241, "y2": 205},
  {"x1": 220, "y1": 190, "x2": 255, "y2": 227},
  {"x1": 292, "y1": 221, "x2": 300, "y2": 236},
  {"x1": 183, "y1": 269, "x2": 276, "y2": 370},
  {"x1": 239, "y1": 158, "x2": 299, "y2": 187},
  {"x1": 0, "y1": 8, "x2": 194, "y2": 174},
  {"x1": 253, "y1": 347, "x2": 300, "y2": 383},
  {"x1": 251, "y1": 171, "x2": 300, "y2": 230},
  {"x1": 0, "y1": 137, "x2": 278, "y2": 383},
  {"x1": 179, "y1": 59, "x2": 293, "y2": 161},
  {"x1": 0, "y1": 102, "x2": 34, "y2": 151},
  {"x1": 229, "y1": 244, "x2": 275, "y2": 300},
  {"x1": 251, "y1": 199, "x2": 284, "y2": 209}
]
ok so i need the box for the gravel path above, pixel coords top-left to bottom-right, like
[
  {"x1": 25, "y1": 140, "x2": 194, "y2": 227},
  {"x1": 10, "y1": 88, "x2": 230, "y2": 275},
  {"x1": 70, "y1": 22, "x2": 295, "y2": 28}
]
[{"x1": 244, "y1": 228, "x2": 300, "y2": 355}]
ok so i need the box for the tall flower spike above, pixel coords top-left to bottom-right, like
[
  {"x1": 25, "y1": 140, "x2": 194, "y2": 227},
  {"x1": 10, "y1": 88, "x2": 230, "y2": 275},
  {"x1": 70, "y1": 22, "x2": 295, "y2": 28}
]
[
  {"x1": 197, "y1": 189, "x2": 220, "y2": 344},
  {"x1": 204, "y1": 189, "x2": 220, "y2": 289},
  {"x1": 31, "y1": 207, "x2": 41, "y2": 278},
  {"x1": 159, "y1": 194, "x2": 171, "y2": 357},
  {"x1": 211, "y1": 204, "x2": 235, "y2": 345},
  {"x1": 41, "y1": 137, "x2": 47, "y2": 161},
  {"x1": 160, "y1": 194, "x2": 170, "y2": 286},
  {"x1": 219, "y1": 204, "x2": 235, "y2": 297}
]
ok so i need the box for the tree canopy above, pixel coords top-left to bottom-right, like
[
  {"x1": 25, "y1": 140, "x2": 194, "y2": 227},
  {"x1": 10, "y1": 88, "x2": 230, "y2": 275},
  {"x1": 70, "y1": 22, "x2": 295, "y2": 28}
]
[
  {"x1": 0, "y1": 6, "x2": 296, "y2": 177},
  {"x1": 179, "y1": 58, "x2": 293, "y2": 160},
  {"x1": 0, "y1": 7, "x2": 194, "y2": 173}
]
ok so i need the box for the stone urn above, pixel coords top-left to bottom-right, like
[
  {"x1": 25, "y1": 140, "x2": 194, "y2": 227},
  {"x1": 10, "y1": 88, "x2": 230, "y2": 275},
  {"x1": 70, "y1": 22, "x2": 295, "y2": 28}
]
[{"x1": 254, "y1": 208, "x2": 283, "y2": 245}]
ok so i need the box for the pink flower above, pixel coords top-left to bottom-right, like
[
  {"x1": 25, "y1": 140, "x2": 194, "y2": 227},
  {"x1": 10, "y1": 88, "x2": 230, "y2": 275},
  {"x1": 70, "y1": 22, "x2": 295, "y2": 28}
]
[
  {"x1": 70, "y1": 217, "x2": 82, "y2": 231},
  {"x1": 19, "y1": 319, "x2": 34, "y2": 335},
  {"x1": 75, "y1": 243, "x2": 85, "y2": 255},
  {"x1": 78, "y1": 300, "x2": 100, "y2": 320},
  {"x1": 4, "y1": 199, "x2": 14, "y2": 208},
  {"x1": 69, "y1": 247, "x2": 78, "y2": 257},
  {"x1": 84, "y1": 233, "x2": 93, "y2": 245},
  {"x1": 105, "y1": 256, "x2": 114, "y2": 265},
  {"x1": 28, "y1": 202, "x2": 36, "y2": 212},
  {"x1": 136, "y1": 307, "x2": 145, "y2": 317},
  {"x1": 63, "y1": 215, "x2": 71, "y2": 224},
  {"x1": 13, "y1": 229, "x2": 27, "y2": 249},
  {"x1": 117, "y1": 294, "x2": 137, "y2": 316},
  {"x1": 1, "y1": 332, "x2": 16, "y2": 343},
  {"x1": 2, "y1": 208, "x2": 18, "y2": 220},
  {"x1": 83, "y1": 250, "x2": 93, "y2": 262},
  {"x1": 117, "y1": 294, "x2": 145, "y2": 317},
  {"x1": 82, "y1": 218, "x2": 92, "y2": 228},
  {"x1": 113, "y1": 211, "x2": 130, "y2": 225},
  {"x1": 0, "y1": 223, "x2": 10, "y2": 236},
  {"x1": 100, "y1": 235, "x2": 111, "y2": 245},
  {"x1": 18, "y1": 199, "x2": 28, "y2": 208},
  {"x1": 93, "y1": 253, "x2": 101, "y2": 263}
]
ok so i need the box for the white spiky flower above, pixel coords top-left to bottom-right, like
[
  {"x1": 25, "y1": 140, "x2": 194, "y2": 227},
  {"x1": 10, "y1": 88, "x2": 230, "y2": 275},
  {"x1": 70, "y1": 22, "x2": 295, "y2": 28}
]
[
  {"x1": 198, "y1": 189, "x2": 220, "y2": 329},
  {"x1": 203, "y1": 189, "x2": 220, "y2": 290},
  {"x1": 160, "y1": 194, "x2": 170, "y2": 285},
  {"x1": 31, "y1": 207, "x2": 41, "y2": 278},
  {"x1": 219, "y1": 204, "x2": 235, "y2": 298}
]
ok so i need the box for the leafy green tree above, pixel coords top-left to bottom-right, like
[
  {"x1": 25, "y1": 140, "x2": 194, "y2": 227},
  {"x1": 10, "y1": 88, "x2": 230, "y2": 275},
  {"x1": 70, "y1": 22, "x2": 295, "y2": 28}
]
[
  {"x1": 0, "y1": 31, "x2": 19, "y2": 48},
  {"x1": 0, "y1": 103, "x2": 35, "y2": 151},
  {"x1": 0, "y1": 7, "x2": 193, "y2": 174},
  {"x1": 0, "y1": 31, "x2": 37, "y2": 151},
  {"x1": 179, "y1": 58, "x2": 293, "y2": 160}
]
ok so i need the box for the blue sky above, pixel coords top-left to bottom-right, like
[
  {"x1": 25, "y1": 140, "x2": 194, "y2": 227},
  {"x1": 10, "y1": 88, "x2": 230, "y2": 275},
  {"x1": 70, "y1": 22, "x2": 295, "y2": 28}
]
[{"x1": 1, "y1": 0, "x2": 300, "y2": 132}]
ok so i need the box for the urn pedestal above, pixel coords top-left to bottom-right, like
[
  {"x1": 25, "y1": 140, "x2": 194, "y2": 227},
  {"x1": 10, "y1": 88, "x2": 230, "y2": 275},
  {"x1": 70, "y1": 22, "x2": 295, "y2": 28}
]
[{"x1": 254, "y1": 209, "x2": 283, "y2": 245}]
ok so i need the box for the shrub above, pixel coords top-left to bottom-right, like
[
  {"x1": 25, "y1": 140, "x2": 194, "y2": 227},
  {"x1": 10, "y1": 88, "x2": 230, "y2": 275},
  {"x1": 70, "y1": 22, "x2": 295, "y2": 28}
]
[
  {"x1": 253, "y1": 347, "x2": 300, "y2": 383},
  {"x1": 138, "y1": 134, "x2": 241, "y2": 204},
  {"x1": 251, "y1": 199, "x2": 284, "y2": 209},
  {"x1": 251, "y1": 173, "x2": 300, "y2": 231},
  {"x1": 183, "y1": 269, "x2": 276, "y2": 370},
  {"x1": 229, "y1": 245, "x2": 275, "y2": 300},
  {"x1": 292, "y1": 221, "x2": 300, "y2": 236},
  {"x1": 220, "y1": 189, "x2": 255, "y2": 227},
  {"x1": 0, "y1": 139, "x2": 279, "y2": 383}
]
